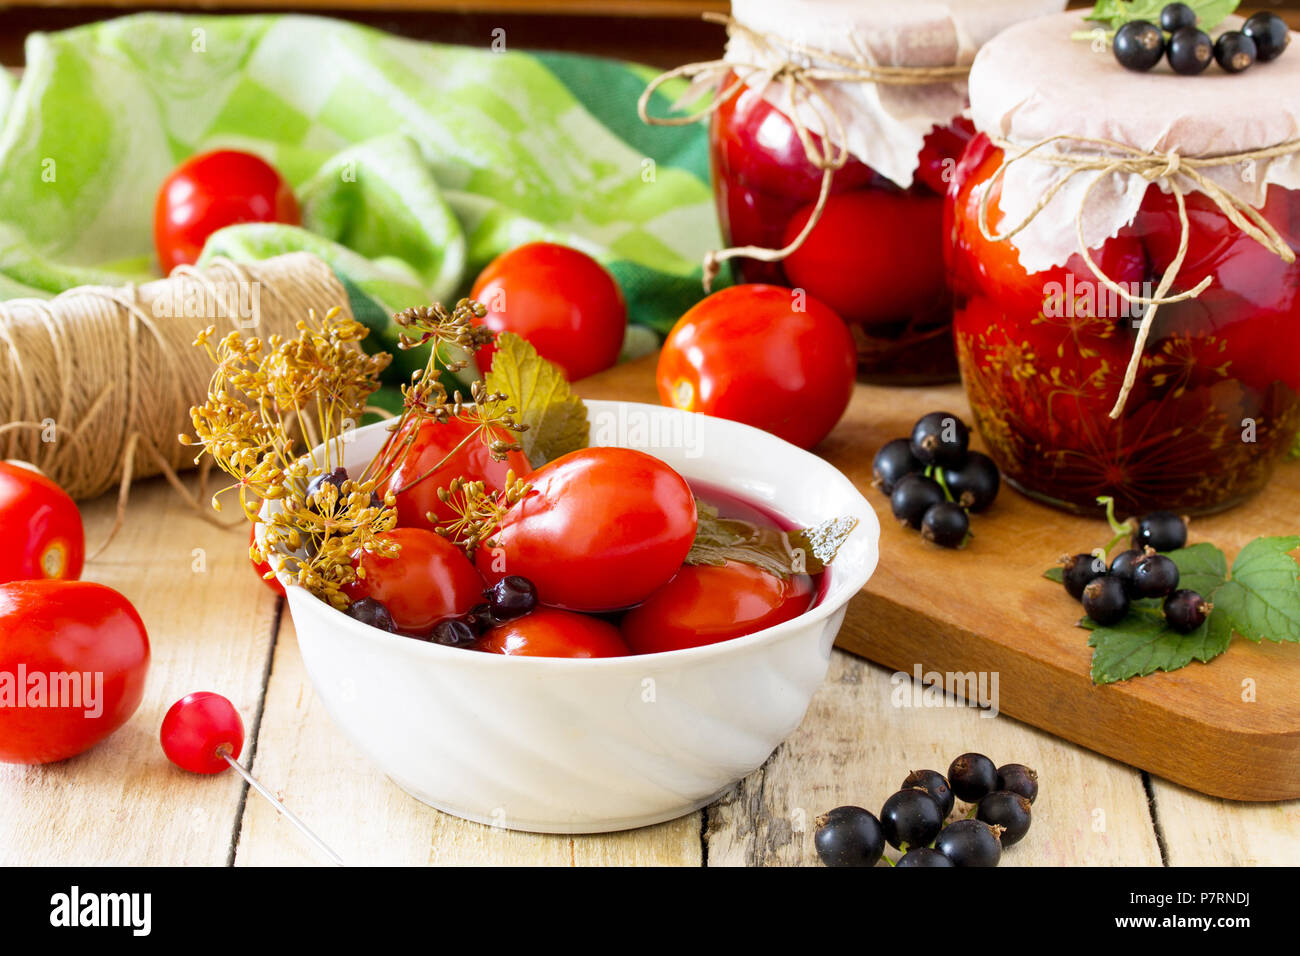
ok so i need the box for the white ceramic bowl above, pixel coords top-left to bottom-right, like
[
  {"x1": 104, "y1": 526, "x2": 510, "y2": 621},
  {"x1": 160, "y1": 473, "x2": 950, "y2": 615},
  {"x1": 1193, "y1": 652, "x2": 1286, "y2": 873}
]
[{"x1": 269, "y1": 400, "x2": 879, "y2": 833}]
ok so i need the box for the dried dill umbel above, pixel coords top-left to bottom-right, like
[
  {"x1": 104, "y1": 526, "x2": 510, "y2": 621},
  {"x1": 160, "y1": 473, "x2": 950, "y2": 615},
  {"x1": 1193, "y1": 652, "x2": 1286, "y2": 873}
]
[{"x1": 182, "y1": 300, "x2": 528, "y2": 610}]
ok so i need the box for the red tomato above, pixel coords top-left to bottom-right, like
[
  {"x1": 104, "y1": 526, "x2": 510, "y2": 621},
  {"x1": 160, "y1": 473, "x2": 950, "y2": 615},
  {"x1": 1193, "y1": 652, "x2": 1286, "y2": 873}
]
[
  {"x1": 343, "y1": 528, "x2": 484, "y2": 633},
  {"x1": 471, "y1": 242, "x2": 627, "y2": 381},
  {"x1": 477, "y1": 447, "x2": 697, "y2": 612},
  {"x1": 781, "y1": 190, "x2": 947, "y2": 326},
  {"x1": 154, "y1": 149, "x2": 299, "y2": 274},
  {"x1": 159, "y1": 692, "x2": 244, "y2": 775},
  {"x1": 0, "y1": 580, "x2": 150, "y2": 764},
  {"x1": 0, "y1": 461, "x2": 84, "y2": 585},
  {"x1": 621, "y1": 561, "x2": 815, "y2": 654},
  {"x1": 657, "y1": 284, "x2": 856, "y2": 449},
  {"x1": 378, "y1": 417, "x2": 531, "y2": 531},
  {"x1": 475, "y1": 608, "x2": 629, "y2": 658},
  {"x1": 248, "y1": 523, "x2": 285, "y2": 598},
  {"x1": 914, "y1": 117, "x2": 977, "y2": 197}
]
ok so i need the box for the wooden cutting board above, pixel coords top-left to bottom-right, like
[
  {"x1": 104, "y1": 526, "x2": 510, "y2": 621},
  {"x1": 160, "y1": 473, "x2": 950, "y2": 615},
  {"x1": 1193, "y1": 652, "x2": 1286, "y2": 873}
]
[{"x1": 577, "y1": 355, "x2": 1300, "y2": 802}]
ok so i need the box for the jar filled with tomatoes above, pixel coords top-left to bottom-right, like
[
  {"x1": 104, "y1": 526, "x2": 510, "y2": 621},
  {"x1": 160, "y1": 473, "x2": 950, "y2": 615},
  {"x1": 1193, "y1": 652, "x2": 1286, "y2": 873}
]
[
  {"x1": 702, "y1": 0, "x2": 1065, "y2": 382},
  {"x1": 948, "y1": 12, "x2": 1300, "y2": 515}
]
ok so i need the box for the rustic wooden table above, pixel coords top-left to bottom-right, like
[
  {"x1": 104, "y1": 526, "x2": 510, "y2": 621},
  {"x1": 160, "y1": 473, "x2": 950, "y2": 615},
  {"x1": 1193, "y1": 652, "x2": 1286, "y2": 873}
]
[{"x1": 3, "y1": 378, "x2": 1297, "y2": 867}]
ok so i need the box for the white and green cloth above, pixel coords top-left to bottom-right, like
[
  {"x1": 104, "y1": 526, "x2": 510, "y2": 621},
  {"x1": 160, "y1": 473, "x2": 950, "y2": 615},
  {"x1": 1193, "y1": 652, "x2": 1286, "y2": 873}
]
[{"x1": 0, "y1": 13, "x2": 719, "y2": 380}]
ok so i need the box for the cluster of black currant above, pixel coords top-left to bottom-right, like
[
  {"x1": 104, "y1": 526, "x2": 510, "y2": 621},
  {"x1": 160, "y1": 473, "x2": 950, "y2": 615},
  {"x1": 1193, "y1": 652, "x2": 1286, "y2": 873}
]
[
  {"x1": 872, "y1": 411, "x2": 1000, "y2": 549},
  {"x1": 1113, "y1": 5, "x2": 1289, "y2": 75},
  {"x1": 815, "y1": 753, "x2": 1038, "y2": 868},
  {"x1": 1061, "y1": 510, "x2": 1210, "y2": 631},
  {"x1": 348, "y1": 575, "x2": 539, "y2": 646}
]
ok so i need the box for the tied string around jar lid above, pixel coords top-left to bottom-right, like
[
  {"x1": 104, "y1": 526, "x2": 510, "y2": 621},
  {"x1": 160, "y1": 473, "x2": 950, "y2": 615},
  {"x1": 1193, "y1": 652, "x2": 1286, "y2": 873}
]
[
  {"x1": 976, "y1": 133, "x2": 1300, "y2": 419},
  {"x1": 637, "y1": 11, "x2": 971, "y2": 290}
]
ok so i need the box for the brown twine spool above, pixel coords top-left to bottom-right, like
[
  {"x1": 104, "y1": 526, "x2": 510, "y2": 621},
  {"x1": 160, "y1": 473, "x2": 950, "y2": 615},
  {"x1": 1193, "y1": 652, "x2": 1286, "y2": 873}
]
[{"x1": 0, "y1": 252, "x2": 354, "y2": 551}]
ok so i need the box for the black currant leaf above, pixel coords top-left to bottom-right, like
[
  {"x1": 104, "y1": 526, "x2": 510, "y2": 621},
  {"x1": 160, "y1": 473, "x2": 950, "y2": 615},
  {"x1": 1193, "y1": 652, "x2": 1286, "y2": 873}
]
[
  {"x1": 1211, "y1": 536, "x2": 1300, "y2": 644},
  {"x1": 685, "y1": 500, "x2": 855, "y2": 578},
  {"x1": 1164, "y1": 541, "x2": 1229, "y2": 597},
  {"x1": 1087, "y1": 606, "x2": 1232, "y2": 684},
  {"x1": 483, "y1": 331, "x2": 587, "y2": 468},
  {"x1": 1043, "y1": 566, "x2": 1065, "y2": 584},
  {"x1": 1084, "y1": 0, "x2": 1239, "y2": 32}
]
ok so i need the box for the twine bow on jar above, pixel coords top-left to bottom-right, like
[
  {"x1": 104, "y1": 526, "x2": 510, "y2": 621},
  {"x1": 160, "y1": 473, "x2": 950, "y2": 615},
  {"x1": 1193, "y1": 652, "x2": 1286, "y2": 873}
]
[
  {"x1": 976, "y1": 133, "x2": 1300, "y2": 418},
  {"x1": 637, "y1": 11, "x2": 970, "y2": 289}
]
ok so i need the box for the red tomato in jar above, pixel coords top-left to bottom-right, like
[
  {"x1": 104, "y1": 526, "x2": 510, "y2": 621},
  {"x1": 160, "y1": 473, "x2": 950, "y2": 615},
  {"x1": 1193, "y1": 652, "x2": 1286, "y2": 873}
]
[
  {"x1": 782, "y1": 190, "x2": 947, "y2": 326},
  {"x1": 0, "y1": 580, "x2": 150, "y2": 764},
  {"x1": 477, "y1": 447, "x2": 697, "y2": 612},
  {"x1": 657, "y1": 284, "x2": 856, "y2": 449},
  {"x1": 621, "y1": 561, "x2": 815, "y2": 654},
  {"x1": 154, "y1": 149, "x2": 299, "y2": 274},
  {"x1": 475, "y1": 608, "x2": 629, "y2": 659},
  {"x1": 470, "y1": 242, "x2": 627, "y2": 381},
  {"x1": 343, "y1": 528, "x2": 484, "y2": 633},
  {"x1": 378, "y1": 417, "x2": 531, "y2": 532},
  {"x1": 248, "y1": 523, "x2": 285, "y2": 598},
  {"x1": 0, "y1": 461, "x2": 84, "y2": 585}
]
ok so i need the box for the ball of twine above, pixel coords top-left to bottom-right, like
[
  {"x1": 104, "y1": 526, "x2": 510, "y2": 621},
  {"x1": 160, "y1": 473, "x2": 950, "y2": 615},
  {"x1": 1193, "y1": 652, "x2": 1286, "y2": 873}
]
[{"x1": 0, "y1": 252, "x2": 354, "y2": 546}]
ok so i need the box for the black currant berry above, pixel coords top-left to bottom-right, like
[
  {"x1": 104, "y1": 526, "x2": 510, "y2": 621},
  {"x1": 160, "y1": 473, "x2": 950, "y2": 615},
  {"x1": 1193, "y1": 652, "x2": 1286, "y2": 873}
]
[
  {"x1": 900, "y1": 769, "x2": 955, "y2": 819},
  {"x1": 1109, "y1": 548, "x2": 1145, "y2": 598},
  {"x1": 934, "y1": 819, "x2": 1003, "y2": 867},
  {"x1": 1215, "y1": 31, "x2": 1257, "y2": 73},
  {"x1": 1243, "y1": 12, "x2": 1290, "y2": 62},
  {"x1": 484, "y1": 575, "x2": 538, "y2": 622},
  {"x1": 910, "y1": 411, "x2": 970, "y2": 468},
  {"x1": 1167, "y1": 27, "x2": 1214, "y2": 75},
  {"x1": 879, "y1": 789, "x2": 944, "y2": 850},
  {"x1": 921, "y1": 502, "x2": 970, "y2": 549},
  {"x1": 1132, "y1": 510, "x2": 1187, "y2": 552},
  {"x1": 306, "y1": 466, "x2": 348, "y2": 499},
  {"x1": 1132, "y1": 551, "x2": 1180, "y2": 599},
  {"x1": 1083, "y1": 576, "x2": 1130, "y2": 627},
  {"x1": 891, "y1": 474, "x2": 946, "y2": 530},
  {"x1": 345, "y1": 596, "x2": 398, "y2": 633},
  {"x1": 1062, "y1": 552, "x2": 1108, "y2": 600},
  {"x1": 977, "y1": 791, "x2": 1033, "y2": 847},
  {"x1": 895, "y1": 847, "x2": 955, "y2": 868},
  {"x1": 947, "y1": 752, "x2": 998, "y2": 803},
  {"x1": 872, "y1": 438, "x2": 922, "y2": 494},
  {"x1": 462, "y1": 603, "x2": 497, "y2": 634},
  {"x1": 430, "y1": 618, "x2": 477, "y2": 647},
  {"x1": 1114, "y1": 20, "x2": 1166, "y2": 72},
  {"x1": 1164, "y1": 589, "x2": 1212, "y2": 633},
  {"x1": 1159, "y1": 3, "x2": 1197, "y2": 33},
  {"x1": 941, "y1": 451, "x2": 1001, "y2": 512},
  {"x1": 996, "y1": 763, "x2": 1040, "y2": 804},
  {"x1": 814, "y1": 806, "x2": 886, "y2": 867}
]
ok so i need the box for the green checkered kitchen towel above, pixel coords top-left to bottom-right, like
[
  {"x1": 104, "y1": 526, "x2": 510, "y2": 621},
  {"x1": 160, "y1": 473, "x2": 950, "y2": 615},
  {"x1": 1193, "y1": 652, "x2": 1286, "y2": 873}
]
[{"x1": 0, "y1": 13, "x2": 719, "y2": 382}]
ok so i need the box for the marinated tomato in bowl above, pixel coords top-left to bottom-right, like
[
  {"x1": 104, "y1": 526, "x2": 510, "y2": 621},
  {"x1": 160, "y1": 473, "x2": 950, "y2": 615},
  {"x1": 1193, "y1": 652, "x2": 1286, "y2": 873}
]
[{"x1": 341, "y1": 434, "x2": 834, "y2": 658}]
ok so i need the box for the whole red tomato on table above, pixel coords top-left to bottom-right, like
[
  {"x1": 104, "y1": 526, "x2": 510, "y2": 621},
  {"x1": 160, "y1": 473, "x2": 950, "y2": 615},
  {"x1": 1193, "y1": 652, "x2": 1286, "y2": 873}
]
[
  {"x1": 657, "y1": 284, "x2": 857, "y2": 449},
  {"x1": 477, "y1": 446, "x2": 697, "y2": 612},
  {"x1": 0, "y1": 461, "x2": 84, "y2": 585},
  {"x1": 344, "y1": 528, "x2": 484, "y2": 633},
  {"x1": 0, "y1": 580, "x2": 150, "y2": 764},
  {"x1": 377, "y1": 417, "x2": 532, "y2": 531},
  {"x1": 476, "y1": 608, "x2": 629, "y2": 658},
  {"x1": 621, "y1": 560, "x2": 814, "y2": 654},
  {"x1": 471, "y1": 242, "x2": 627, "y2": 381},
  {"x1": 154, "y1": 149, "x2": 299, "y2": 273}
]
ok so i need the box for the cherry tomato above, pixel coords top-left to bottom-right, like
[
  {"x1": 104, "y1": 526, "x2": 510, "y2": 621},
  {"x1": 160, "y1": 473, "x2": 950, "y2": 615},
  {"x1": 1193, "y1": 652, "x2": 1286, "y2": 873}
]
[
  {"x1": 621, "y1": 561, "x2": 815, "y2": 654},
  {"x1": 782, "y1": 190, "x2": 947, "y2": 326},
  {"x1": 0, "y1": 461, "x2": 84, "y2": 585},
  {"x1": 0, "y1": 580, "x2": 150, "y2": 764},
  {"x1": 475, "y1": 608, "x2": 629, "y2": 658},
  {"x1": 657, "y1": 284, "x2": 856, "y2": 449},
  {"x1": 154, "y1": 149, "x2": 299, "y2": 274},
  {"x1": 471, "y1": 242, "x2": 627, "y2": 381},
  {"x1": 343, "y1": 528, "x2": 484, "y2": 633},
  {"x1": 378, "y1": 417, "x2": 531, "y2": 532},
  {"x1": 160, "y1": 692, "x2": 244, "y2": 774},
  {"x1": 477, "y1": 447, "x2": 697, "y2": 612},
  {"x1": 914, "y1": 117, "x2": 977, "y2": 197},
  {"x1": 248, "y1": 523, "x2": 285, "y2": 598}
]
